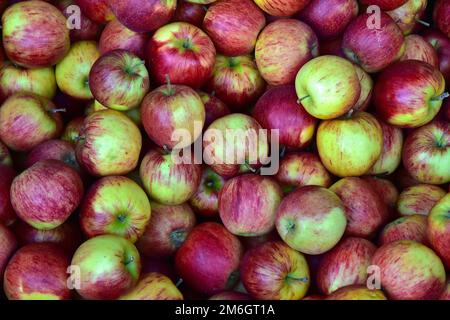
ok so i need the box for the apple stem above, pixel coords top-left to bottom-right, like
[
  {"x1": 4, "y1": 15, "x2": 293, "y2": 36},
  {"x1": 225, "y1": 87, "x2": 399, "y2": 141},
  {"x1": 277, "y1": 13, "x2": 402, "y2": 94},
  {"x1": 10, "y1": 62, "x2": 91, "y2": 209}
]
[
  {"x1": 163, "y1": 145, "x2": 172, "y2": 154},
  {"x1": 165, "y1": 74, "x2": 174, "y2": 95},
  {"x1": 344, "y1": 109, "x2": 355, "y2": 119},
  {"x1": 432, "y1": 92, "x2": 449, "y2": 101},
  {"x1": 210, "y1": 91, "x2": 216, "y2": 97},
  {"x1": 175, "y1": 279, "x2": 183, "y2": 287},
  {"x1": 416, "y1": 19, "x2": 430, "y2": 27},
  {"x1": 279, "y1": 145, "x2": 286, "y2": 158},
  {"x1": 51, "y1": 108, "x2": 66, "y2": 113},
  {"x1": 243, "y1": 161, "x2": 257, "y2": 174},
  {"x1": 74, "y1": 135, "x2": 85, "y2": 143},
  {"x1": 285, "y1": 275, "x2": 309, "y2": 283},
  {"x1": 298, "y1": 95, "x2": 310, "y2": 104}
]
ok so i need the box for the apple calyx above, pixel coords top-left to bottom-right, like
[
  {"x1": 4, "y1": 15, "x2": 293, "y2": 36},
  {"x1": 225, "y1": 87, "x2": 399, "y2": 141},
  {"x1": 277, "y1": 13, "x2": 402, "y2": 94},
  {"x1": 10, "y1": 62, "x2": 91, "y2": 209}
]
[
  {"x1": 170, "y1": 229, "x2": 188, "y2": 249},
  {"x1": 227, "y1": 57, "x2": 239, "y2": 69},
  {"x1": 431, "y1": 92, "x2": 449, "y2": 101}
]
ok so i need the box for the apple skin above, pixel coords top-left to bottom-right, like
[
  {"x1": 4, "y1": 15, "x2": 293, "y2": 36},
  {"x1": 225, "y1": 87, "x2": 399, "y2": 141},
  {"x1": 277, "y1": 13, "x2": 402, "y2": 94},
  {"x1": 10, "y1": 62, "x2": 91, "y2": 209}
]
[
  {"x1": 109, "y1": 0, "x2": 176, "y2": 33},
  {"x1": 330, "y1": 177, "x2": 388, "y2": 238},
  {"x1": 4, "y1": 243, "x2": 71, "y2": 300},
  {"x1": 402, "y1": 120, "x2": 450, "y2": 184},
  {"x1": 317, "y1": 112, "x2": 383, "y2": 177},
  {"x1": 326, "y1": 285, "x2": 387, "y2": 300},
  {"x1": 427, "y1": 193, "x2": 450, "y2": 269},
  {"x1": 0, "y1": 63, "x2": 56, "y2": 102},
  {"x1": 57, "y1": 0, "x2": 101, "y2": 41},
  {"x1": 139, "y1": 149, "x2": 202, "y2": 205},
  {"x1": 100, "y1": 20, "x2": 149, "y2": 59},
  {"x1": 173, "y1": 0, "x2": 206, "y2": 28},
  {"x1": 141, "y1": 84, "x2": 205, "y2": 150},
  {"x1": 255, "y1": 19, "x2": 319, "y2": 86},
  {"x1": 276, "y1": 152, "x2": 332, "y2": 192},
  {"x1": 190, "y1": 167, "x2": 226, "y2": 218},
  {"x1": 0, "y1": 165, "x2": 16, "y2": 226},
  {"x1": 218, "y1": 174, "x2": 283, "y2": 237},
  {"x1": 25, "y1": 139, "x2": 81, "y2": 172},
  {"x1": 0, "y1": 141, "x2": 12, "y2": 167},
  {"x1": 198, "y1": 91, "x2": 230, "y2": 128},
  {"x1": 298, "y1": 0, "x2": 358, "y2": 40},
  {"x1": 367, "y1": 120, "x2": 403, "y2": 176},
  {"x1": 317, "y1": 237, "x2": 376, "y2": 295},
  {"x1": 210, "y1": 291, "x2": 251, "y2": 300},
  {"x1": 397, "y1": 184, "x2": 446, "y2": 216},
  {"x1": 342, "y1": 12, "x2": 405, "y2": 73},
  {"x1": 61, "y1": 117, "x2": 84, "y2": 145},
  {"x1": 379, "y1": 215, "x2": 428, "y2": 246},
  {"x1": 148, "y1": 22, "x2": 216, "y2": 89},
  {"x1": 372, "y1": 240, "x2": 446, "y2": 300},
  {"x1": 241, "y1": 241, "x2": 310, "y2": 300},
  {"x1": 0, "y1": 223, "x2": 17, "y2": 280},
  {"x1": 387, "y1": 0, "x2": 428, "y2": 35},
  {"x1": 252, "y1": 85, "x2": 317, "y2": 149},
  {"x1": 362, "y1": 176, "x2": 399, "y2": 217},
  {"x1": 119, "y1": 273, "x2": 183, "y2": 300},
  {"x1": 400, "y1": 35, "x2": 439, "y2": 67},
  {"x1": 360, "y1": 0, "x2": 408, "y2": 11},
  {"x1": 76, "y1": 110, "x2": 142, "y2": 177},
  {"x1": 276, "y1": 186, "x2": 347, "y2": 255},
  {"x1": 374, "y1": 60, "x2": 446, "y2": 128},
  {"x1": 80, "y1": 176, "x2": 151, "y2": 243},
  {"x1": 136, "y1": 202, "x2": 196, "y2": 257},
  {"x1": 434, "y1": 0, "x2": 450, "y2": 38},
  {"x1": 203, "y1": 113, "x2": 269, "y2": 178},
  {"x1": 2, "y1": 1, "x2": 70, "y2": 68},
  {"x1": 71, "y1": 235, "x2": 141, "y2": 300},
  {"x1": 352, "y1": 64, "x2": 373, "y2": 112},
  {"x1": 0, "y1": 93, "x2": 63, "y2": 152},
  {"x1": 295, "y1": 55, "x2": 361, "y2": 120},
  {"x1": 74, "y1": 0, "x2": 114, "y2": 24},
  {"x1": 254, "y1": 0, "x2": 309, "y2": 16},
  {"x1": 203, "y1": 0, "x2": 266, "y2": 56},
  {"x1": 207, "y1": 54, "x2": 266, "y2": 111},
  {"x1": 175, "y1": 222, "x2": 243, "y2": 295},
  {"x1": 89, "y1": 50, "x2": 150, "y2": 111},
  {"x1": 421, "y1": 29, "x2": 450, "y2": 83}
]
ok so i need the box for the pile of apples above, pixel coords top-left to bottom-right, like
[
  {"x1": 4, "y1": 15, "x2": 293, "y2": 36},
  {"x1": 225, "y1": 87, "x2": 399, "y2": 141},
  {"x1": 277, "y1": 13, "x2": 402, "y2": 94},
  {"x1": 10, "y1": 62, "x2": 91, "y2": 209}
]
[{"x1": 0, "y1": 0, "x2": 449, "y2": 301}]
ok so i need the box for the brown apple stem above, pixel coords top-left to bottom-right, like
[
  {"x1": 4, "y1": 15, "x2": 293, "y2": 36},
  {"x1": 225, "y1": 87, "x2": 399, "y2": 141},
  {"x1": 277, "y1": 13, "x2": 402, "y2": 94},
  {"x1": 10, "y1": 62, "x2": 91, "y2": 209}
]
[
  {"x1": 51, "y1": 108, "x2": 66, "y2": 113},
  {"x1": 416, "y1": 19, "x2": 430, "y2": 27},
  {"x1": 345, "y1": 109, "x2": 355, "y2": 119},
  {"x1": 431, "y1": 92, "x2": 449, "y2": 101},
  {"x1": 165, "y1": 74, "x2": 174, "y2": 95}
]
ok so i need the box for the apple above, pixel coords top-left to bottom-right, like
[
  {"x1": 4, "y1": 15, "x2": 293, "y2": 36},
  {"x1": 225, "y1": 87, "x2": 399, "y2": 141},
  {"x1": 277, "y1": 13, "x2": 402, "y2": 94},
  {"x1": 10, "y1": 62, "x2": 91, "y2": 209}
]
[
  {"x1": 61, "y1": 117, "x2": 84, "y2": 145},
  {"x1": 326, "y1": 285, "x2": 387, "y2": 300},
  {"x1": 109, "y1": 0, "x2": 176, "y2": 33},
  {"x1": 434, "y1": 0, "x2": 450, "y2": 38},
  {"x1": 190, "y1": 167, "x2": 226, "y2": 217},
  {"x1": 76, "y1": 110, "x2": 142, "y2": 176},
  {"x1": 148, "y1": 22, "x2": 216, "y2": 88},
  {"x1": 80, "y1": 176, "x2": 151, "y2": 243},
  {"x1": 210, "y1": 291, "x2": 251, "y2": 300},
  {"x1": 0, "y1": 93, "x2": 63, "y2": 152},
  {"x1": 317, "y1": 237, "x2": 376, "y2": 295},
  {"x1": 427, "y1": 193, "x2": 450, "y2": 269},
  {"x1": 57, "y1": 0, "x2": 101, "y2": 41},
  {"x1": 342, "y1": 12, "x2": 405, "y2": 73},
  {"x1": 298, "y1": 0, "x2": 358, "y2": 40},
  {"x1": 317, "y1": 112, "x2": 383, "y2": 177},
  {"x1": 330, "y1": 177, "x2": 388, "y2": 238},
  {"x1": 422, "y1": 29, "x2": 450, "y2": 83},
  {"x1": 241, "y1": 241, "x2": 310, "y2": 300},
  {"x1": 74, "y1": 0, "x2": 114, "y2": 24},
  {"x1": 362, "y1": 176, "x2": 399, "y2": 209},
  {"x1": 173, "y1": 0, "x2": 206, "y2": 28},
  {"x1": 0, "y1": 63, "x2": 56, "y2": 102},
  {"x1": 352, "y1": 64, "x2": 373, "y2": 112},
  {"x1": 2, "y1": 1, "x2": 70, "y2": 68},
  {"x1": 400, "y1": 35, "x2": 439, "y2": 67},
  {"x1": 140, "y1": 149, "x2": 202, "y2": 205},
  {"x1": 203, "y1": 0, "x2": 265, "y2": 56},
  {"x1": 198, "y1": 91, "x2": 230, "y2": 128},
  {"x1": 402, "y1": 120, "x2": 450, "y2": 184},
  {"x1": 136, "y1": 202, "x2": 196, "y2": 257},
  {"x1": 276, "y1": 152, "x2": 332, "y2": 192},
  {"x1": 255, "y1": 19, "x2": 318, "y2": 86},
  {"x1": 391, "y1": 165, "x2": 422, "y2": 190},
  {"x1": 379, "y1": 215, "x2": 428, "y2": 245},
  {"x1": 252, "y1": 85, "x2": 317, "y2": 149},
  {"x1": 89, "y1": 50, "x2": 150, "y2": 111},
  {"x1": 99, "y1": 20, "x2": 149, "y2": 59},
  {"x1": 175, "y1": 222, "x2": 243, "y2": 295},
  {"x1": 254, "y1": 0, "x2": 309, "y2": 16},
  {"x1": 387, "y1": 0, "x2": 428, "y2": 35},
  {"x1": 203, "y1": 113, "x2": 269, "y2": 178},
  {"x1": 218, "y1": 174, "x2": 282, "y2": 237},
  {"x1": 0, "y1": 223, "x2": 17, "y2": 280},
  {"x1": 397, "y1": 184, "x2": 446, "y2": 216},
  {"x1": 5, "y1": 243, "x2": 71, "y2": 300},
  {"x1": 207, "y1": 54, "x2": 266, "y2": 111},
  {"x1": 0, "y1": 141, "x2": 12, "y2": 167},
  {"x1": 119, "y1": 273, "x2": 183, "y2": 300},
  {"x1": 295, "y1": 55, "x2": 361, "y2": 120},
  {"x1": 360, "y1": 0, "x2": 408, "y2": 11},
  {"x1": 367, "y1": 120, "x2": 403, "y2": 176},
  {"x1": 372, "y1": 240, "x2": 446, "y2": 300},
  {"x1": 0, "y1": 165, "x2": 16, "y2": 226},
  {"x1": 56, "y1": 41, "x2": 100, "y2": 100},
  {"x1": 71, "y1": 235, "x2": 141, "y2": 300},
  {"x1": 141, "y1": 84, "x2": 205, "y2": 150},
  {"x1": 276, "y1": 186, "x2": 347, "y2": 255}
]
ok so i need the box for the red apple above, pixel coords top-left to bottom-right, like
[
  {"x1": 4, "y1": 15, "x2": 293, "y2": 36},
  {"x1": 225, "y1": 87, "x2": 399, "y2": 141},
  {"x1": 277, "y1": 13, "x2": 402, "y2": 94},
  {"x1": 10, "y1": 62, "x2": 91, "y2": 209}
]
[
  {"x1": 57, "y1": 0, "x2": 101, "y2": 41},
  {"x1": 352, "y1": 63, "x2": 374, "y2": 112},
  {"x1": 360, "y1": 0, "x2": 408, "y2": 10},
  {"x1": 0, "y1": 165, "x2": 16, "y2": 226},
  {"x1": 148, "y1": 22, "x2": 216, "y2": 88},
  {"x1": 109, "y1": 0, "x2": 176, "y2": 33},
  {"x1": 198, "y1": 91, "x2": 230, "y2": 128},
  {"x1": 434, "y1": 0, "x2": 450, "y2": 38},
  {"x1": 254, "y1": 0, "x2": 309, "y2": 16},
  {"x1": 0, "y1": 223, "x2": 17, "y2": 280},
  {"x1": 241, "y1": 241, "x2": 310, "y2": 300},
  {"x1": 326, "y1": 285, "x2": 387, "y2": 300},
  {"x1": 203, "y1": 0, "x2": 266, "y2": 56},
  {"x1": 298, "y1": 0, "x2": 358, "y2": 40},
  {"x1": 342, "y1": 12, "x2": 405, "y2": 73},
  {"x1": 362, "y1": 176, "x2": 399, "y2": 209},
  {"x1": 2, "y1": 1, "x2": 70, "y2": 68},
  {"x1": 387, "y1": 0, "x2": 428, "y2": 35},
  {"x1": 397, "y1": 184, "x2": 446, "y2": 216},
  {"x1": 173, "y1": 0, "x2": 206, "y2": 28},
  {"x1": 209, "y1": 291, "x2": 251, "y2": 300},
  {"x1": 422, "y1": 29, "x2": 450, "y2": 82},
  {"x1": 427, "y1": 194, "x2": 450, "y2": 269},
  {"x1": 391, "y1": 165, "x2": 422, "y2": 190},
  {"x1": 61, "y1": 117, "x2": 84, "y2": 145},
  {"x1": 317, "y1": 237, "x2": 376, "y2": 295},
  {"x1": 190, "y1": 167, "x2": 226, "y2": 217},
  {"x1": 175, "y1": 222, "x2": 243, "y2": 295},
  {"x1": 74, "y1": 0, "x2": 114, "y2": 24},
  {"x1": 4, "y1": 243, "x2": 71, "y2": 300},
  {"x1": 400, "y1": 34, "x2": 439, "y2": 67},
  {"x1": 379, "y1": 215, "x2": 428, "y2": 245},
  {"x1": 119, "y1": 272, "x2": 183, "y2": 300}
]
